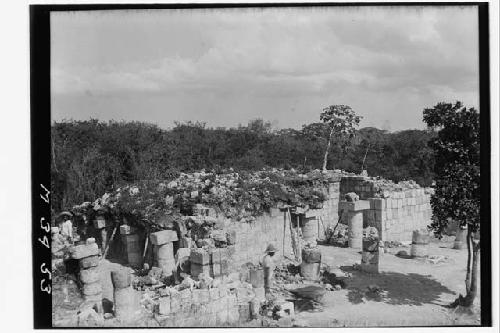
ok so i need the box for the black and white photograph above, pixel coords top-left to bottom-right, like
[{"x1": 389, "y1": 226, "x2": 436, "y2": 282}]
[{"x1": 22, "y1": 1, "x2": 497, "y2": 329}]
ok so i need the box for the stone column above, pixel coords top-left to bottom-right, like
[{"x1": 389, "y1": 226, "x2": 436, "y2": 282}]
[
  {"x1": 111, "y1": 269, "x2": 134, "y2": 321},
  {"x1": 300, "y1": 246, "x2": 321, "y2": 281},
  {"x1": 339, "y1": 199, "x2": 370, "y2": 249},
  {"x1": 71, "y1": 239, "x2": 102, "y2": 313},
  {"x1": 361, "y1": 227, "x2": 379, "y2": 273},
  {"x1": 150, "y1": 230, "x2": 178, "y2": 278},
  {"x1": 410, "y1": 229, "x2": 430, "y2": 257},
  {"x1": 301, "y1": 213, "x2": 318, "y2": 245},
  {"x1": 453, "y1": 225, "x2": 467, "y2": 250}
]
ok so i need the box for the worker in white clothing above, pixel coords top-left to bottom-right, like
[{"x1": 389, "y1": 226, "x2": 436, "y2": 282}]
[
  {"x1": 60, "y1": 216, "x2": 74, "y2": 243},
  {"x1": 262, "y1": 243, "x2": 278, "y2": 297}
]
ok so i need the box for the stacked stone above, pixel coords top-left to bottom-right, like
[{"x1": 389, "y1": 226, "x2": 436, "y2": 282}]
[
  {"x1": 300, "y1": 246, "x2": 321, "y2": 281},
  {"x1": 119, "y1": 225, "x2": 142, "y2": 267},
  {"x1": 155, "y1": 285, "x2": 242, "y2": 326},
  {"x1": 339, "y1": 197, "x2": 370, "y2": 249},
  {"x1": 301, "y1": 215, "x2": 318, "y2": 245},
  {"x1": 340, "y1": 176, "x2": 376, "y2": 200},
  {"x1": 111, "y1": 269, "x2": 134, "y2": 321},
  {"x1": 338, "y1": 176, "x2": 433, "y2": 244},
  {"x1": 453, "y1": 226, "x2": 468, "y2": 249},
  {"x1": 410, "y1": 229, "x2": 430, "y2": 257},
  {"x1": 71, "y1": 239, "x2": 102, "y2": 312},
  {"x1": 209, "y1": 247, "x2": 230, "y2": 279},
  {"x1": 190, "y1": 248, "x2": 211, "y2": 280},
  {"x1": 361, "y1": 227, "x2": 380, "y2": 273},
  {"x1": 150, "y1": 230, "x2": 178, "y2": 278}
]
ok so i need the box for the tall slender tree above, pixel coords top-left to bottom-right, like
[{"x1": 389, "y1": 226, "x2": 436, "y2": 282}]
[
  {"x1": 423, "y1": 101, "x2": 480, "y2": 308},
  {"x1": 320, "y1": 105, "x2": 362, "y2": 171}
]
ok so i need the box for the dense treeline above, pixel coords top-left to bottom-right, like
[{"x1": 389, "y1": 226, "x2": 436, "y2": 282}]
[{"x1": 51, "y1": 119, "x2": 435, "y2": 212}]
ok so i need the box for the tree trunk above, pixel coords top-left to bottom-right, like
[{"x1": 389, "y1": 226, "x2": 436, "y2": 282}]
[
  {"x1": 322, "y1": 128, "x2": 334, "y2": 172},
  {"x1": 465, "y1": 227, "x2": 472, "y2": 292},
  {"x1": 361, "y1": 143, "x2": 370, "y2": 173},
  {"x1": 448, "y1": 230, "x2": 480, "y2": 309},
  {"x1": 463, "y1": 237, "x2": 480, "y2": 306}
]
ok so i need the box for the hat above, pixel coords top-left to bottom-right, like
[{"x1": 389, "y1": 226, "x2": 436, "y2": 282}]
[{"x1": 265, "y1": 244, "x2": 278, "y2": 253}]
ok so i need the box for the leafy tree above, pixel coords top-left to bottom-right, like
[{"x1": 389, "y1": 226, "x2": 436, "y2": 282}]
[
  {"x1": 320, "y1": 105, "x2": 362, "y2": 171},
  {"x1": 423, "y1": 101, "x2": 480, "y2": 308}
]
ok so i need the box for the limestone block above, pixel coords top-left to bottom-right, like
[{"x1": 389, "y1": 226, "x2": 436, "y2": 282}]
[
  {"x1": 227, "y1": 307, "x2": 239, "y2": 325},
  {"x1": 412, "y1": 229, "x2": 430, "y2": 245},
  {"x1": 249, "y1": 268, "x2": 264, "y2": 288},
  {"x1": 410, "y1": 243, "x2": 428, "y2": 257},
  {"x1": 339, "y1": 200, "x2": 370, "y2": 212},
  {"x1": 150, "y1": 230, "x2": 178, "y2": 246},
  {"x1": 253, "y1": 287, "x2": 265, "y2": 302},
  {"x1": 362, "y1": 238, "x2": 379, "y2": 252},
  {"x1": 238, "y1": 303, "x2": 250, "y2": 323},
  {"x1": 191, "y1": 263, "x2": 211, "y2": 280},
  {"x1": 209, "y1": 287, "x2": 220, "y2": 300},
  {"x1": 276, "y1": 301, "x2": 295, "y2": 318},
  {"x1": 82, "y1": 282, "x2": 102, "y2": 296},
  {"x1": 302, "y1": 247, "x2": 322, "y2": 263},
  {"x1": 71, "y1": 243, "x2": 99, "y2": 260},
  {"x1": 300, "y1": 262, "x2": 320, "y2": 281},
  {"x1": 156, "y1": 243, "x2": 174, "y2": 261},
  {"x1": 211, "y1": 263, "x2": 221, "y2": 278},
  {"x1": 111, "y1": 269, "x2": 131, "y2": 289},
  {"x1": 158, "y1": 297, "x2": 171, "y2": 315},
  {"x1": 93, "y1": 218, "x2": 106, "y2": 229},
  {"x1": 170, "y1": 292, "x2": 181, "y2": 313},
  {"x1": 199, "y1": 289, "x2": 210, "y2": 304},
  {"x1": 113, "y1": 286, "x2": 134, "y2": 319},
  {"x1": 360, "y1": 262, "x2": 379, "y2": 274},
  {"x1": 190, "y1": 249, "x2": 210, "y2": 265},
  {"x1": 79, "y1": 267, "x2": 100, "y2": 284},
  {"x1": 157, "y1": 258, "x2": 176, "y2": 276},
  {"x1": 361, "y1": 251, "x2": 379, "y2": 265},
  {"x1": 79, "y1": 255, "x2": 99, "y2": 269},
  {"x1": 119, "y1": 225, "x2": 136, "y2": 235},
  {"x1": 179, "y1": 288, "x2": 192, "y2": 307},
  {"x1": 216, "y1": 307, "x2": 229, "y2": 325}
]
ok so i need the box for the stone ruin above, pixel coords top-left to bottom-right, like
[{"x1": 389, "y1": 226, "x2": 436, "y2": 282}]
[{"x1": 54, "y1": 173, "x2": 435, "y2": 327}]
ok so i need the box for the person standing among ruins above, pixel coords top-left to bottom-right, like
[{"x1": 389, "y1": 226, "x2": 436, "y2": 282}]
[
  {"x1": 262, "y1": 244, "x2": 278, "y2": 297},
  {"x1": 60, "y1": 214, "x2": 74, "y2": 243}
]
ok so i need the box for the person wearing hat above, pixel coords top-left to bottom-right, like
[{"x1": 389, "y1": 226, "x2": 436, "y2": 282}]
[{"x1": 262, "y1": 243, "x2": 278, "y2": 296}]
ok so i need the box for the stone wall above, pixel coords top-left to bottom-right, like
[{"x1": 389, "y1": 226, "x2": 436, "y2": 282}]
[
  {"x1": 155, "y1": 284, "x2": 260, "y2": 326},
  {"x1": 222, "y1": 210, "x2": 292, "y2": 269},
  {"x1": 304, "y1": 181, "x2": 341, "y2": 239},
  {"x1": 339, "y1": 176, "x2": 433, "y2": 242}
]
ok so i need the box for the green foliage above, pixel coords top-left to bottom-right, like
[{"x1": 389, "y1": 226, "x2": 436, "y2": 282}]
[
  {"x1": 320, "y1": 105, "x2": 362, "y2": 140},
  {"x1": 320, "y1": 105, "x2": 362, "y2": 170},
  {"x1": 51, "y1": 119, "x2": 436, "y2": 212},
  {"x1": 423, "y1": 101, "x2": 480, "y2": 237},
  {"x1": 72, "y1": 170, "x2": 333, "y2": 229}
]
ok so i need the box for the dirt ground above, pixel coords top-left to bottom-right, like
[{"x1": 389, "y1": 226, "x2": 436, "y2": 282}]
[{"x1": 293, "y1": 237, "x2": 481, "y2": 327}]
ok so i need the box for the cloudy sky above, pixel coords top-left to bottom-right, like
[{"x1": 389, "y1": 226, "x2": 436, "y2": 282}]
[{"x1": 51, "y1": 6, "x2": 479, "y2": 131}]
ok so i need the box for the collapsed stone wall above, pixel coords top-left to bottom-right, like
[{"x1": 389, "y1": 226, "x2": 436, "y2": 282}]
[{"x1": 155, "y1": 282, "x2": 262, "y2": 326}]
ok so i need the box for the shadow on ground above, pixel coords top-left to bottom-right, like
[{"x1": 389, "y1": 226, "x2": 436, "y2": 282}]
[{"x1": 340, "y1": 265, "x2": 456, "y2": 306}]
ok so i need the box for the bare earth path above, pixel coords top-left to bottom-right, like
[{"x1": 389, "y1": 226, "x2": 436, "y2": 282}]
[{"x1": 293, "y1": 238, "x2": 480, "y2": 327}]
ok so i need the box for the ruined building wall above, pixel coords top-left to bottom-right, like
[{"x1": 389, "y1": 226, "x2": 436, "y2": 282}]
[
  {"x1": 339, "y1": 176, "x2": 433, "y2": 243},
  {"x1": 218, "y1": 180, "x2": 341, "y2": 268}
]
